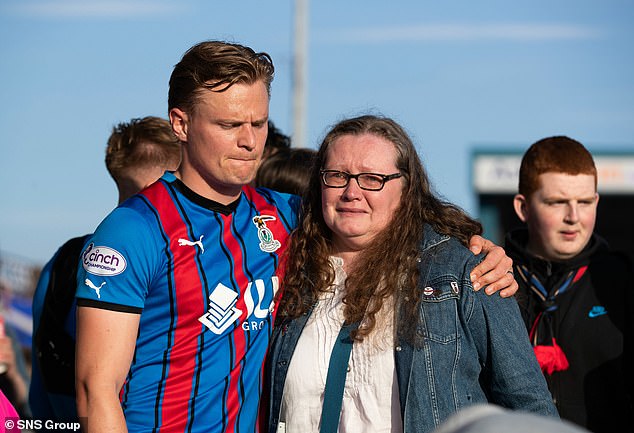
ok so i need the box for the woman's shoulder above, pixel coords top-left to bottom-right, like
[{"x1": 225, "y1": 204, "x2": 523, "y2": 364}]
[
  {"x1": 416, "y1": 230, "x2": 480, "y2": 313},
  {"x1": 420, "y1": 225, "x2": 482, "y2": 268}
]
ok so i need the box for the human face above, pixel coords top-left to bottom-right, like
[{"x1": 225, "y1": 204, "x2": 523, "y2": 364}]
[
  {"x1": 321, "y1": 134, "x2": 403, "y2": 258},
  {"x1": 170, "y1": 81, "x2": 269, "y2": 203},
  {"x1": 514, "y1": 172, "x2": 598, "y2": 261}
]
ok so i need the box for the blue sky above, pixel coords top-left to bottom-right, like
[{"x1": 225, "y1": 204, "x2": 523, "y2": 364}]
[{"x1": 1, "y1": 0, "x2": 633, "y2": 264}]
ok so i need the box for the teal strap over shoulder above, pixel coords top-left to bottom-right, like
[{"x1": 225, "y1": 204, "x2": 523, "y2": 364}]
[{"x1": 319, "y1": 322, "x2": 359, "y2": 433}]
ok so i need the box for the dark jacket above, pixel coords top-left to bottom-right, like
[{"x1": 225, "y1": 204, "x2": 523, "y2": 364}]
[
  {"x1": 506, "y1": 228, "x2": 634, "y2": 432},
  {"x1": 266, "y1": 225, "x2": 557, "y2": 433},
  {"x1": 30, "y1": 235, "x2": 88, "y2": 422}
]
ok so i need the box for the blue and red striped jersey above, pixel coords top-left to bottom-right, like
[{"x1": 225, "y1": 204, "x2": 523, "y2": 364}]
[{"x1": 76, "y1": 172, "x2": 299, "y2": 433}]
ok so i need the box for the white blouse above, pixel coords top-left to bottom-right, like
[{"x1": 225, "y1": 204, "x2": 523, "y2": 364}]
[{"x1": 278, "y1": 256, "x2": 403, "y2": 433}]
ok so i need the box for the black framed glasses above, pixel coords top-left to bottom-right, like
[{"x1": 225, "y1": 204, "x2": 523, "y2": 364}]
[{"x1": 320, "y1": 170, "x2": 402, "y2": 191}]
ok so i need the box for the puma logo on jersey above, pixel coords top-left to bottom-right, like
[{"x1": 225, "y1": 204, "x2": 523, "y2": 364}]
[
  {"x1": 178, "y1": 235, "x2": 204, "y2": 254},
  {"x1": 85, "y1": 279, "x2": 106, "y2": 299}
]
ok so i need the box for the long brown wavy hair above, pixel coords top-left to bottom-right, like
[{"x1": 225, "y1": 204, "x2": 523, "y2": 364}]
[{"x1": 278, "y1": 115, "x2": 482, "y2": 340}]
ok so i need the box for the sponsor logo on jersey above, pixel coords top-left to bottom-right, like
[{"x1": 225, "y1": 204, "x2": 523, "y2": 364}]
[
  {"x1": 252, "y1": 215, "x2": 281, "y2": 253},
  {"x1": 199, "y1": 277, "x2": 280, "y2": 334},
  {"x1": 178, "y1": 235, "x2": 205, "y2": 254},
  {"x1": 84, "y1": 279, "x2": 106, "y2": 299},
  {"x1": 82, "y1": 243, "x2": 127, "y2": 276},
  {"x1": 588, "y1": 305, "x2": 607, "y2": 318},
  {"x1": 199, "y1": 283, "x2": 242, "y2": 334}
]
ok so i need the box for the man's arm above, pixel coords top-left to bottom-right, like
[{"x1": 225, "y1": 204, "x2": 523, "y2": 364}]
[
  {"x1": 76, "y1": 306, "x2": 140, "y2": 433},
  {"x1": 468, "y1": 234, "x2": 517, "y2": 297}
]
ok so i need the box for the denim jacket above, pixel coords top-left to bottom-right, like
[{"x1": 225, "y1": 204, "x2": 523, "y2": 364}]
[{"x1": 265, "y1": 225, "x2": 557, "y2": 432}]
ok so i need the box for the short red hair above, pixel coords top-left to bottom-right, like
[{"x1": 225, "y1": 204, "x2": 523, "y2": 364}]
[{"x1": 518, "y1": 136, "x2": 597, "y2": 199}]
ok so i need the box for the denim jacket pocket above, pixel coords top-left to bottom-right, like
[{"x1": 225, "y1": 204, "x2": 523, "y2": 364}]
[{"x1": 418, "y1": 276, "x2": 460, "y2": 344}]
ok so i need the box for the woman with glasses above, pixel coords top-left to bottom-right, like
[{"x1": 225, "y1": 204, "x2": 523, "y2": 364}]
[{"x1": 264, "y1": 115, "x2": 558, "y2": 433}]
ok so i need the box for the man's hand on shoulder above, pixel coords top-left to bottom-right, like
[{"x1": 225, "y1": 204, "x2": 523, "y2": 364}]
[{"x1": 468, "y1": 234, "x2": 517, "y2": 298}]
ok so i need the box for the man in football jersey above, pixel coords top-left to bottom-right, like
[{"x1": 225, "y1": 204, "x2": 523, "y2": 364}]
[{"x1": 75, "y1": 40, "x2": 517, "y2": 433}]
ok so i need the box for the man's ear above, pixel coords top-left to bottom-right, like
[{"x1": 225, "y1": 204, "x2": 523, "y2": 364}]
[
  {"x1": 513, "y1": 194, "x2": 529, "y2": 223},
  {"x1": 169, "y1": 108, "x2": 188, "y2": 142}
]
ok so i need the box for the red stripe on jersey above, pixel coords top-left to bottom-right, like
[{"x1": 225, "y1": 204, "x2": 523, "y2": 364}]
[
  {"x1": 142, "y1": 182, "x2": 204, "y2": 432},
  {"x1": 220, "y1": 211, "x2": 247, "y2": 433}
]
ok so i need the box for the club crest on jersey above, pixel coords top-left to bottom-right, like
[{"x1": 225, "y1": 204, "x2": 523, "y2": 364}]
[
  {"x1": 82, "y1": 243, "x2": 127, "y2": 276},
  {"x1": 252, "y1": 215, "x2": 281, "y2": 253}
]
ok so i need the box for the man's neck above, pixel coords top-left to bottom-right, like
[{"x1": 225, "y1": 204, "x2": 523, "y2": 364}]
[{"x1": 174, "y1": 169, "x2": 243, "y2": 206}]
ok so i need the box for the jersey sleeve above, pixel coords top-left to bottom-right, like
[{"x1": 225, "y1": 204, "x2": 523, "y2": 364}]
[{"x1": 76, "y1": 205, "x2": 161, "y2": 312}]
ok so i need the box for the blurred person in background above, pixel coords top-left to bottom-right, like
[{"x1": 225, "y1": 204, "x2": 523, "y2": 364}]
[
  {"x1": 29, "y1": 116, "x2": 180, "y2": 422},
  {"x1": 256, "y1": 147, "x2": 316, "y2": 196},
  {"x1": 263, "y1": 120, "x2": 291, "y2": 160},
  {"x1": 432, "y1": 404, "x2": 589, "y2": 433},
  {"x1": 0, "y1": 283, "x2": 30, "y2": 420}
]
